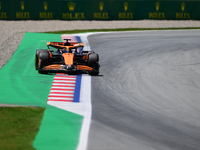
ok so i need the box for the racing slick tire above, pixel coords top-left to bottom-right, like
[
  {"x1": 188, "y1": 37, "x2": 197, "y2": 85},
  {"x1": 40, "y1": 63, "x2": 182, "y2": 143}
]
[
  {"x1": 88, "y1": 53, "x2": 99, "y2": 75},
  {"x1": 35, "y1": 49, "x2": 48, "y2": 70},
  {"x1": 38, "y1": 51, "x2": 50, "y2": 74}
]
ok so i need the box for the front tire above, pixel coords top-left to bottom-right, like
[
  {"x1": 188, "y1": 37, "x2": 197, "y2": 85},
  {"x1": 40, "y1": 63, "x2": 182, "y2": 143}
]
[
  {"x1": 38, "y1": 51, "x2": 50, "y2": 74},
  {"x1": 35, "y1": 49, "x2": 48, "y2": 70}
]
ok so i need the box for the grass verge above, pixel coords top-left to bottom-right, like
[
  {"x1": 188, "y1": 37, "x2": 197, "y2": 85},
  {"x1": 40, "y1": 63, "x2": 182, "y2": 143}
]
[
  {"x1": 44, "y1": 27, "x2": 200, "y2": 34},
  {"x1": 0, "y1": 107, "x2": 45, "y2": 150}
]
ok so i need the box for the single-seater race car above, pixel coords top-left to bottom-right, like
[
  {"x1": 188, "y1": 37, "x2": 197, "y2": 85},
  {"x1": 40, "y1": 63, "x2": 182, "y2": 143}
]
[{"x1": 35, "y1": 39, "x2": 99, "y2": 75}]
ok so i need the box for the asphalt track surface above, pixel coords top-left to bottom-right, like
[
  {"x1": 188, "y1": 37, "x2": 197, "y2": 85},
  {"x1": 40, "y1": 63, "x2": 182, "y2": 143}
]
[{"x1": 87, "y1": 30, "x2": 200, "y2": 150}]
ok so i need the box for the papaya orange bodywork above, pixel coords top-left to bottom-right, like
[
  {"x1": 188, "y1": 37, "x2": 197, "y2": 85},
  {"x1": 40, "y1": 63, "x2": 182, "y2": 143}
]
[
  {"x1": 47, "y1": 50, "x2": 52, "y2": 58},
  {"x1": 62, "y1": 53, "x2": 74, "y2": 65},
  {"x1": 77, "y1": 65, "x2": 93, "y2": 71},
  {"x1": 38, "y1": 41, "x2": 97, "y2": 73},
  {"x1": 83, "y1": 55, "x2": 88, "y2": 59},
  {"x1": 45, "y1": 64, "x2": 62, "y2": 70},
  {"x1": 47, "y1": 42, "x2": 84, "y2": 50},
  {"x1": 44, "y1": 64, "x2": 93, "y2": 71}
]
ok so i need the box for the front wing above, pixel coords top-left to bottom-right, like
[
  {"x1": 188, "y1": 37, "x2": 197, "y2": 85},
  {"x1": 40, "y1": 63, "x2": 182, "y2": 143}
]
[{"x1": 39, "y1": 64, "x2": 96, "y2": 74}]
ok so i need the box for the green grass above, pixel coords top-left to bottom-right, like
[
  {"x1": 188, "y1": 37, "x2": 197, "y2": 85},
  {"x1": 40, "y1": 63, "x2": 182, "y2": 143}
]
[
  {"x1": 0, "y1": 107, "x2": 45, "y2": 150},
  {"x1": 44, "y1": 27, "x2": 200, "y2": 34}
]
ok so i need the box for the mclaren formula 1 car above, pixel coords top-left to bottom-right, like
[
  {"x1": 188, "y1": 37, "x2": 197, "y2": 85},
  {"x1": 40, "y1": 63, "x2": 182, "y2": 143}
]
[{"x1": 35, "y1": 39, "x2": 99, "y2": 75}]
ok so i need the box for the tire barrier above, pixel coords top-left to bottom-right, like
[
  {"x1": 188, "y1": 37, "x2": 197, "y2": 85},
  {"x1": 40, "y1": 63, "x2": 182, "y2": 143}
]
[{"x1": 0, "y1": 0, "x2": 198, "y2": 20}]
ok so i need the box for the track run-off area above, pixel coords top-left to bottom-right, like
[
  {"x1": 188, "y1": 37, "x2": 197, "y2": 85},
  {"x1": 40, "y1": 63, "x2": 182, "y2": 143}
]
[
  {"x1": 1, "y1": 30, "x2": 200, "y2": 150},
  {"x1": 0, "y1": 32, "x2": 92, "y2": 150}
]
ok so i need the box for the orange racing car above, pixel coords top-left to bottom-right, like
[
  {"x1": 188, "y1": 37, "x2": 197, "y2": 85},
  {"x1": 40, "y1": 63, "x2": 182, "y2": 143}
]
[{"x1": 35, "y1": 39, "x2": 99, "y2": 75}]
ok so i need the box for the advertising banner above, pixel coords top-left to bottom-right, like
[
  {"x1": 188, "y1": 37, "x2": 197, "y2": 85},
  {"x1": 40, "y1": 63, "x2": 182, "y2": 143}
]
[{"x1": 0, "y1": 0, "x2": 199, "y2": 20}]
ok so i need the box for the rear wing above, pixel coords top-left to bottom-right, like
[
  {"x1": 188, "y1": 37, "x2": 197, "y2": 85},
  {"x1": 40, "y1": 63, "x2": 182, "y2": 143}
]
[{"x1": 47, "y1": 42, "x2": 84, "y2": 49}]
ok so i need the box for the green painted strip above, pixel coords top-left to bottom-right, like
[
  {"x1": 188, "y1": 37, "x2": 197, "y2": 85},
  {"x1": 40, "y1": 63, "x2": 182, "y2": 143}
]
[
  {"x1": 0, "y1": 32, "x2": 83, "y2": 149},
  {"x1": 0, "y1": 32, "x2": 59, "y2": 106},
  {"x1": 34, "y1": 105, "x2": 83, "y2": 150}
]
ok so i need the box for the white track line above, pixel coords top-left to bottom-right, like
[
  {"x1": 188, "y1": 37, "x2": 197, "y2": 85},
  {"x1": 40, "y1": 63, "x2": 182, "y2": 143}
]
[{"x1": 76, "y1": 33, "x2": 94, "y2": 150}]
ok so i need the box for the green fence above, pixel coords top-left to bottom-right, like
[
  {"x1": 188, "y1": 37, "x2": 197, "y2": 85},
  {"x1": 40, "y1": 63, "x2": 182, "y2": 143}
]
[{"x1": 0, "y1": 0, "x2": 199, "y2": 20}]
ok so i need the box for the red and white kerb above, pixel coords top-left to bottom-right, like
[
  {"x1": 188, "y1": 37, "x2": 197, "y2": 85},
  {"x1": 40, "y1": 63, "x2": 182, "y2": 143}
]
[{"x1": 47, "y1": 74, "x2": 77, "y2": 102}]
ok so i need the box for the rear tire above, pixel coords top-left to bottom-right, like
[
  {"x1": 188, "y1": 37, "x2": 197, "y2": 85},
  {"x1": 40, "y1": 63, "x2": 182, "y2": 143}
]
[{"x1": 88, "y1": 53, "x2": 99, "y2": 75}]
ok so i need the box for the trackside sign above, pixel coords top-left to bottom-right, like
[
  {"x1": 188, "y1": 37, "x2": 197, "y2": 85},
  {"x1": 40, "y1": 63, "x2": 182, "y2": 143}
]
[{"x1": 0, "y1": 0, "x2": 199, "y2": 20}]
